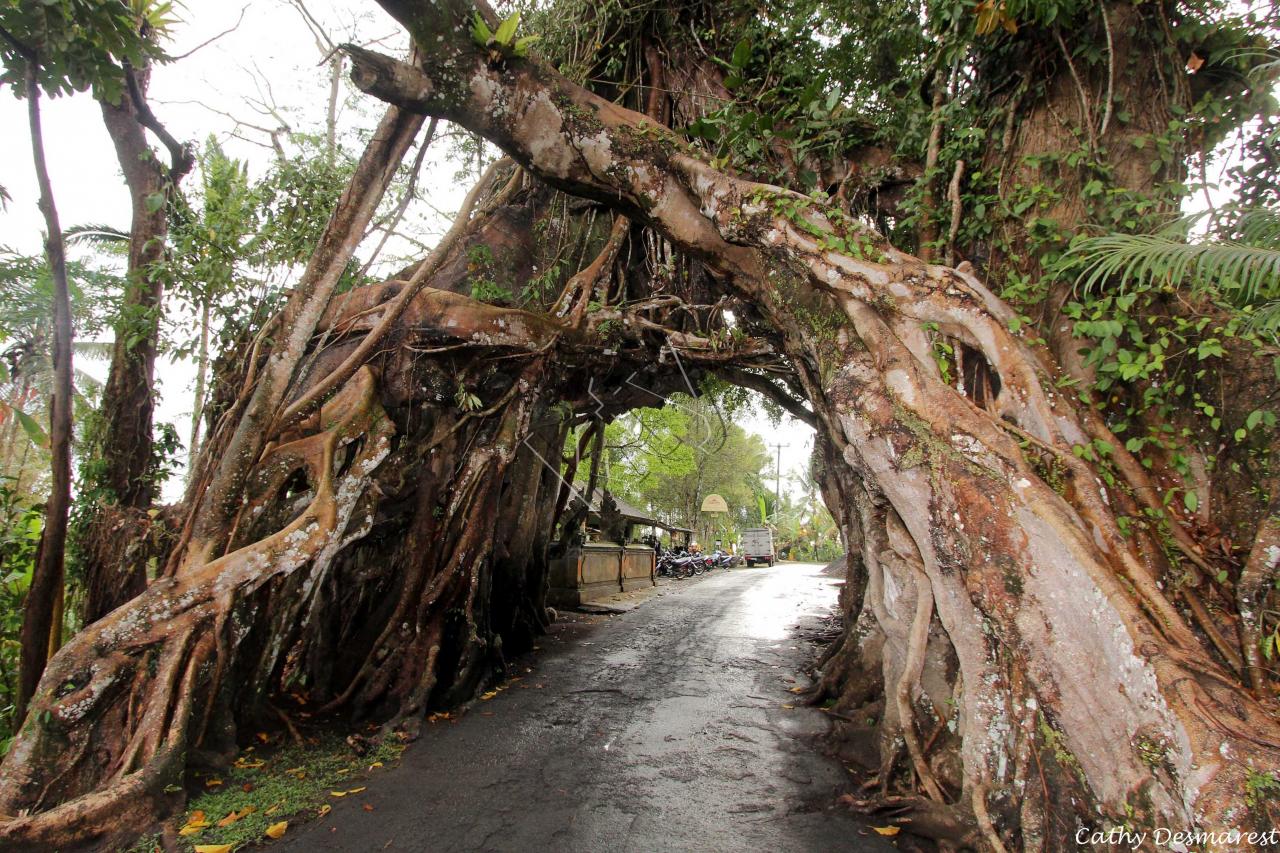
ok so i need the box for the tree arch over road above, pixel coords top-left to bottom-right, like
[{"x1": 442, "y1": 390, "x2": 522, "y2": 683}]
[{"x1": 1, "y1": 1, "x2": 1277, "y2": 849}]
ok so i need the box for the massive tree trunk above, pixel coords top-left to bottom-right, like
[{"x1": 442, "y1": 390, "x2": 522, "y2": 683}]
[
  {"x1": 340, "y1": 2, "x2": 1278, "y2": 842},
  {"x1": 1, "y1": 2, "x2": 1276, "y2": 849},
  {"x1": 0, "y1": 140, "x2": 734, "y2": 846}
]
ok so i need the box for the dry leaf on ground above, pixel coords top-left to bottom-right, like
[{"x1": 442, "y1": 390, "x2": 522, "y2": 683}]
[
  {"x1": 216, "y1": 806, "x2": 256, "y2": 827},
  {"x1": 179, "y1": 812, "x2": 210, "y2": 836}
]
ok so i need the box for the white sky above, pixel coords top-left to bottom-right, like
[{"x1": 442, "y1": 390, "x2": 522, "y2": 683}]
[{"x1": 0, "y1": 0, "x2": 816, "y2": 504}]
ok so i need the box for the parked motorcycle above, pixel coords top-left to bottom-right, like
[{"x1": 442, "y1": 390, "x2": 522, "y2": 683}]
[
  {"x1": 710, "y1": 549, "x2": 735, "y2": 568},
  {"x1": 657, "y1": 547, "x2": 727, "y2": 578},
  {"x1": 658, "y1": 548, "x2": 699, "y2": 578}
]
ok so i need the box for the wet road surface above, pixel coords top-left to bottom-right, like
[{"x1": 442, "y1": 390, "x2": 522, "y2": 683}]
[{"x1": 276, "y1": 563, "x2": 894, "y2": 852}]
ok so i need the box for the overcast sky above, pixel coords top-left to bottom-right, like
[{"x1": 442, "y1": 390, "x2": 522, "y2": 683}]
[{"x1": 0, "y1": 0, "x2": 817, "y2": 504}]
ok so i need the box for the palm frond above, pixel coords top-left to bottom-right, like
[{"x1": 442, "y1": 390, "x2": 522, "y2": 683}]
[
  {"x1": 72, "y1": 341, "x2": 115, "y2": 362},
  {"x1": 1236, "y1": 209, "x2": 1280, "y2": 249},
  {"x1": 1069, "y1": 233, "x2": 1280, "y2": 304},
  {"x1": 1246, "y1": 299, "x2": 1280, "y2": 338},
  {"x1": 64, "y1": 223, "x2": 132, "y2": 247},
  {"x1": 72, "y1": 369, "x2": 104, "y2": 397}
]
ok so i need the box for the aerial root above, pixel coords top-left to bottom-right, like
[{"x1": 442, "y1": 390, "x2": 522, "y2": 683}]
[
  {"x1": 895, "y1": 561, "x2": 946, "y2": 803},
  {"x1": 841, "y1": 794, "x2": 979, "y2": 846},
  {"x1": 971, "y1": 784, "x2": 1010, "y2": 853},
  {"x1": 0, "y1": 367, "x2": 395, "y2": 846}
]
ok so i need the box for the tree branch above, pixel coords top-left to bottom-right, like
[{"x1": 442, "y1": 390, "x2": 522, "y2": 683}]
[
  {"x1": 122, "y1": 62, "x2": 194, "y2": 181},
  {"x1": 717, "y1": 367, "x2": 816, "y2": 427}
]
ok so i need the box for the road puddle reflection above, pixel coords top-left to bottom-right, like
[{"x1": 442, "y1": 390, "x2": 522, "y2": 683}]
[{"x1": 732, "y1": 565, "x2": 832, "y2": 640}]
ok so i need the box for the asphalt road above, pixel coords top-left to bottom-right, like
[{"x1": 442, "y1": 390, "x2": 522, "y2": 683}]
[{"x1": 275, "y1": 563, "x2": 894, "y2": 853}]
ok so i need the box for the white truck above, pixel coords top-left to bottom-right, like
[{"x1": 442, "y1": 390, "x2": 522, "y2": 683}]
[{"x1": 740, "y1": 527, "x2": 775, "y2": 567}]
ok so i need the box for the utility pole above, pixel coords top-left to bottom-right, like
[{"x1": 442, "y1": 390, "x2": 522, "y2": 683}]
[{"x1": 771, "y1": 442, "x2": 788, "y2": 518}]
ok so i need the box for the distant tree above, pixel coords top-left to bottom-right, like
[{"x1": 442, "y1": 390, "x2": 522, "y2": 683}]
[{"x1": 0, "y1": 0, "x2": 162, "y2": 718}]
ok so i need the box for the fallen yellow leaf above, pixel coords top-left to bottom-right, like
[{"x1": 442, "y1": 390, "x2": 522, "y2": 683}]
[
  {"x1": 179, "y1": 812, "x2": 210, "y2": 836},
  {"x1": 216, "y1": 806, "x2": 257, "y2": 827},
  {"x1": 204, "y1": 778, "x2": 223, "y2": 788},
  {"x1": 317, "y1": 804, "x2": 332, "y2": 817},
  {"x1": 788, "y1": 686, "x2": 806, "y2": 694},
  {"x1": 346, "y1": 787, "x2": 366, "y2": 794},
  {"x1": 872, "y1": 825, "x2": 901, "y2": 836},
  {"x1": 330, "y1": 790, "x2": 347, "y2": 797},
  {"x1": 194, "y1": 845, "x2": 234, "y2": 853},
  {"x1": 479, "y1": 690, "x2": 498, "y2": 700},
  {"x1": 370, "y1": 761, "x2": 383, "y2": 768},
  {"x1": 265, "y1": 820, "x2": 288, "y2": 839},
  {"x1": 781, "y1": 704, "x2": 795, "y2": 710}
]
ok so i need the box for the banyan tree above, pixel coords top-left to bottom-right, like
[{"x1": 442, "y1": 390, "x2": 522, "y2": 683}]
[{"x1": 1, "y1": 0, "x2": 1278, "y2": 849}]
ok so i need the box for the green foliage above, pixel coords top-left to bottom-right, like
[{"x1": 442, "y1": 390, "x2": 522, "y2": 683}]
[
  {"x1": 0, "y1": 248, "x2": 115, "y2": 343},
  {"x1": 521, "y1": 259, "x2": 565, "y2": 307},
  {"x1": 1246, "y1": 769, "x2": 1280, "y2": 811},
  {"x1": 455, "y1": 383, "x2": 483, "y2": 412},
  {"x1": 167, "y1": 136, "x2": 359, "y2": 362},
  {"x1": 0, "y1": 0, "x2": 168, "y2": 103},
  {"x1": 601, "y1": 389, "x2": 770, "y2": 537},
  {"x1": 1070, "y1": 208, "x2": 1280, "y2": 336},
  {"x1": 0, "y1": 477, "x2": 41, "y2": 752},
  {"x1": 471, "y1": 11, "x2": 539, "y2": 59},
  {"x1": 252, "y1": 141, "x2": 358, "y2": 271},
  {"x1": 0, "y1": 248, "x2": 119, "y2": 488},
  {"x1": 1048, "y1": 200, "x2": 1280, "y2": 490},
  {"x1": 467, "y1": 243, "x2": 510, "y2": 303}
]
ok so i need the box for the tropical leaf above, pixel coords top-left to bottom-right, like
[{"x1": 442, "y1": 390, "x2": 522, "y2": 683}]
[
  {"x1": 471, "y1": 12, "x2": 493, "y2": 46},
  {"x1": 494, "y1": 13, "x2": 520, "y2": 46},
  {"x1": 513, "y1": 35, "x2": 540, "y2": 57},
  {"x1": 1247, "y1": 299, "x2": 1280, "y2": 335},
  {"x1": 1236, "y1": 208, "x2": 1280, "y2": 249},
  {"x1": 0, "y1": 401, "x2": 49, "y2": 450},
  {"x1": 1070, "y1": 234, "x2": 1280, "y2": 305}
]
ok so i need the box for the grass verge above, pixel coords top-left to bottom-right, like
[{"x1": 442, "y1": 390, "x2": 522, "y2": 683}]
[{"x1": 128, "y1": 730, "x2": 406, "y2": 852}]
